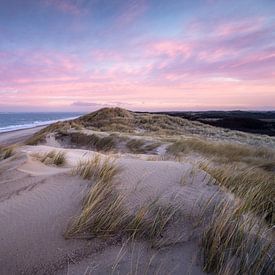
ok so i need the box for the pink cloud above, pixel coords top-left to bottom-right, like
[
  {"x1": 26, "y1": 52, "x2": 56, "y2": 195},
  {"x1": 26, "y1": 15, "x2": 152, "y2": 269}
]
[
  {"x1": 90, "y1": 49, "x2": 123, "y2": 62},
  {"x1": 197, "y1": 48, "x2": 237, "y2": 62},
  {"x1": 115, "y1": 0, "x2": 148, "y2": 26},
  {"x1": 43, "y1": 0, "x2": 83, "y2": 15},
  {"x1": 0, "y1": 49, "x2": 83, "y2": 84},
  {"x1": 216, "y1": 17, "x2": 265, "y2": 37},
  {"x1": 147, "y1": 40, "x2": 193, "y2": 58},
  {"x1": 1, "y1": 14, "x2": 275, "y2": 111}
]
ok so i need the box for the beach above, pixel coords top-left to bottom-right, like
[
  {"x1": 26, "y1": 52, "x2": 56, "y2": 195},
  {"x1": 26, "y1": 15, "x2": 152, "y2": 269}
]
[{"x1": 0, "y1": 126, "x2": 46, "y2": 146}]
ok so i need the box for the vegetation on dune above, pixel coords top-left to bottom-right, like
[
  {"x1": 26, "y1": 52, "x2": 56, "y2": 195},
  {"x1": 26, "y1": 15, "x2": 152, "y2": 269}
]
[
  {"x1": 70, "y1": 132, "x2": 116, "y2": 152},
  {"x1": 199, "y1": 162, "x2": 275, "y2": 225},
  {"x1": 70, "y1": 133, "x2": 160, "y2": 154},
  {"x1": 22, "y1": 107, "x2": 275, "y2": 274},
  {"x1": 79, "y1": 108, "x2": 273, "y2": 147},
  {"x1": 72, "y1": 155, "x2": 119, "y2": 182},
  {"x1": 126, "y1": 139, "x2": 146, "y2": 153},
  {"x1": 67, "y1": 155, "x2": 180, "y2": 246},
  {"x1": 33, "y1": 150, "x2": 67, "y2": 166},
  {"x1": 65, "y1": 133, "x2": 274, "y2": 274},
  {"x1": 25, "y1": 108, "x2": 275, "y2": 149},
  {"x1": 126, "y1": 139, "x2": 160, "y2": 154},
  {"x1": 89, "y1": 134, "x2": 116, "y2": 151},
  {"x1": 199, "y1": 160, "x2": 275, "y2": 273},
  {"x1": 168, "y1": 137, "x2": 274, "y2": 164},
  {"x1": 0, "y1": 146, "x2": 14, "y2": 160},
  {"x1": 25, "y1": 121, "x2": 83, "y2": 145},
  {"x1": 202, "y1": 199, "x2": 274, "y2": 274}
]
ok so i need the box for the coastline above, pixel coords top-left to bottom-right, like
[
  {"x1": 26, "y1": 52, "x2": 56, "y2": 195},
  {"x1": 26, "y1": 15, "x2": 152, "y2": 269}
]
[
  {"x1": 0, "y1": 125, "x2": 46, "y2": 146},
  {"x1": 0, "y1": 114, "x2": 82, "y2": 146}
]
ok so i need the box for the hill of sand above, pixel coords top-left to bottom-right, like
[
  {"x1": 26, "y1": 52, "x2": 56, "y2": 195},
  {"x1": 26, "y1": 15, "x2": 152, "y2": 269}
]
[
  {"x1": 26, "y1": 107, "x2": 275, "y2": 148},
  {"x1": 0, "y1": 108, "x2": 274, "y2": 274},
  {"x1": 0, "y1": 145, "x2": 223, "y2": 274}
]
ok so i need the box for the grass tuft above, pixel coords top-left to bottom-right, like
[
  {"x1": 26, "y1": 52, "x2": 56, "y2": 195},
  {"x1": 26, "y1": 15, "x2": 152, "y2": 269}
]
[
  {"x1": 168, "y1": 137, "x2": 274, "y2": 164},
  {"x1": 33, "y1": 150, "x2": 66, "y2": 166},
  {"x1": 70, "y1": 133, "x2": 116, "y2": 151},
  {"x1": 0, "y1": 146, "x2": 14, "y2": 160},
  {"x1": 67, "y1": 155, "x2": 178, "y2": 246},
  {"x1": 199, "y1": 162, "x2": 275, "y2": 225},
  {"x1": 72, "y1": 155, "x2": 119, "y2": 181},
  {"x1": 89, "y1": 134, "x2": 116, "y2": 151},
  {"x1": 126, "y1": 139, "x2": 160, "y2": 154},
  {"x1": 126, "y1": 139, "x2": 145, "y2": 153},
  {"x1": 202, "y1": 200, "x2": 274, "y2": 274}
]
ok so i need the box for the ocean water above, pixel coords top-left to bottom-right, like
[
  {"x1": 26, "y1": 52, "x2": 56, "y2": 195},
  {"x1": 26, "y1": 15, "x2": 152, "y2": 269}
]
[{"x1": 0, "y1": 112, "x2": 84, "y2": 133}]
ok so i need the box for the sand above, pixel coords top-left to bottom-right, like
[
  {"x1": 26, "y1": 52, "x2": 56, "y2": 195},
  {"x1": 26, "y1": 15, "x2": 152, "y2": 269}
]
[
  {"x1": 0, "y1": 143, "x2": 223, "y2": 274},
  {"x1": 0, "y1": 126, "x2": 46, "y2": 146}
]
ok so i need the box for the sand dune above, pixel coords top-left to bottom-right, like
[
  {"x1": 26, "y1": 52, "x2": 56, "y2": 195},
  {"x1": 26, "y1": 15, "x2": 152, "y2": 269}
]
[
  {"x1": 0, "y1": 145, "x2": 219, "y2": 274},
  {"x1": 0, "y1": 108, "x2": 273, "y2": 274}
]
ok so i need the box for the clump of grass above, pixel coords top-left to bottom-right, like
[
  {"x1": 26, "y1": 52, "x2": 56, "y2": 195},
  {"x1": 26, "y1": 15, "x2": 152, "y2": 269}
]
[
  {"x1": 25, "y1": 121, "x2": 71, "y2": 145},
  {"x1": 127, "y1": 201, "x2": 178, "y2": 245},
  {"x1": 199, "y1": 160, "x2": 275, "y2": 273},
  {"x1": 70, "y1": 121, "x2": 83, "y2": 130},
  {"x1": 257, "y1": 160, "x2": 275, "y2": 172},
  {"x1": 0, "y1": 146, "x2": 14, "y2": 160},
  {"x1": 52, "y1": 151, "x2": 66, "y2": 166},
  {"x1": 202, "y1": 200, "x2": 274, "y2": 274},
  {"x1": 72, "y1": 155, "x2": 119, "y2": 181},
  {"x1": 126, "y1": 139, "x2": 160, "y2": 154},
  {"x1": 34, "y1": 150, "x2": 66, "y2": 166},
  {"x1": 67, "y1": 155, "x2": 179, "y2": 245},
  {"x1": 66, "y1": 178, "x2": 125, "y2": 238},
  {"x1": 126, "y1": 139, "x2": 145, "y2": 153},
  {"x1": 70, "y1": 133, "x2": 116, "y2": 151},
  {"x1": 89, "y1": 134, "x2": 116, "y2": 151},
  {"x1": 25, "y1": 132, "x2": 46, "y2": 145},
  {"x1": 199, "y1": 162, "x2": 275, "y2": 225},
  {"x1": 67, "y1": 188, "x2": 178, "y2": 246},
  {"x1": 67, "y1": 155, "x2": 122, "y2": 237},
  {"x1": 144, "y1": 142, "x2": 161, "y2": 152},
  {"x1": 168, "y1": 138, "x2": 274, "y2": 163}
]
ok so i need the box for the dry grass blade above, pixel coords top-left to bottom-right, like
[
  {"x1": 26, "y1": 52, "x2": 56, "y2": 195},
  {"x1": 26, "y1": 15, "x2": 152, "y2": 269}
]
[
  {"x1": 70, "y1": 133, "x2": 116, "y2": 151},
  {"x1": 126, "y1": 139, "x2": 160, "y2": 154},
  {"x1": 33, "y1": 150, "x2": 66, "y2": 166},
  {"x1": 126, "y1": 139, "x2": 146, "y2": 153},
  {"x1": 72, "y1": 155, "x2": 119, "y2": 182},
  {"x1": 25, "y1": 120, "x2": 77, "y2": 145},
  {"x1": 168, "y1": 138, "x2": 274, "y2": 164},
  {"x1": 67, "y1": 155, "x2": 179, "y2": 246},
  {"x1": 127, "y1": 201, "x2": 178, "y2": 243},
  {"x1": 52, "y1": 151, "x2": 67, "y2": 166},
  {"x1": 0, "y1": 146, "x2": 14, "y2": 160},
  {"x1": 66, "y1": 180, "x2": 125, "y2": 238},
  {"x1": 67, "y1": 156, "x2": 124, "y2": 238},
  {"x1": 199, "y1": 161, "x2": 275, "y2": 225},
  {"x1": 202, "y1": 200, "x2": 274, "y2": 275}
]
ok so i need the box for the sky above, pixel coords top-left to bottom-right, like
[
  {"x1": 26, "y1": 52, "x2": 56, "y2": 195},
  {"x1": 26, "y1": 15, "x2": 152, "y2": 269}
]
[{"x1": 0, "y1": 0, "x2": 275, "y2": 112}]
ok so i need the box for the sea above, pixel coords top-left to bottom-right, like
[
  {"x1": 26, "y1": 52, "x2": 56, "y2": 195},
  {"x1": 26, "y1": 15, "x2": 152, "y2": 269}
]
[{"x1": 0, "y1": 112, "x2": 84, "y2": 133}]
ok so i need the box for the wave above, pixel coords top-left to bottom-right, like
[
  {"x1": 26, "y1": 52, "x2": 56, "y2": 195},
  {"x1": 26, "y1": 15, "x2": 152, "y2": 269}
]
[{"x1": 0, "y1": 116, "x2": 80, "y2": 133}]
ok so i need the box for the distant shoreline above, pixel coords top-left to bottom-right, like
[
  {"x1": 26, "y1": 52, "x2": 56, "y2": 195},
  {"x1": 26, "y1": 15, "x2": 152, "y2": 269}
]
[
  {"x1": 0, "y1": 124, "x2": 48, "y2": 135},
  {"x1": 0, "y1": 114, "x2": 82, "y2": 146},
  {"x1": 0, "y1": 125, "x2": 46, "y2": 146},
  {"x1": 0, "y1": 115, "x2": 81, "y2": 134}
]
